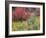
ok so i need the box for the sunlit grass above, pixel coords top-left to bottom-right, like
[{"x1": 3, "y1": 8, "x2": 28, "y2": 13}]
[{"x1": 12, "y1": 16, "x2": 40, "y2": 31}]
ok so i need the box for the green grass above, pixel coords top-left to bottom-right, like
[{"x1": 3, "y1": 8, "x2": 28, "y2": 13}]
[{"x1": 12, "y1": 16, "x2": 40, "y2": 31}]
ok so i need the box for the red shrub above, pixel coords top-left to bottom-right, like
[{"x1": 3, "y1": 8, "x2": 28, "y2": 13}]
[{"x1": 12, "y1": 7, "x2": 31, "y2": 21}]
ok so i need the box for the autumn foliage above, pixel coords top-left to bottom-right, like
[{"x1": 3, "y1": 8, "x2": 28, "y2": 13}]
[
  {"x1": 12, "y1": 7, "x2": 40, "y2": 31},
  {"x1": 12, "y1": 7, "x2": 31, "y2": 21}
]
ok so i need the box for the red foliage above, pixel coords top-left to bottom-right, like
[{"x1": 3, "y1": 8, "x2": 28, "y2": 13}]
[{"x1": 12, "y1": 7, "x2": 31, "y2": 21}]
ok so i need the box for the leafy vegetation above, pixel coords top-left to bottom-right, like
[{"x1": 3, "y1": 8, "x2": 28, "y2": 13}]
[{"x1": 12, "y1": 16, "x2": 40, "y2": 31}]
